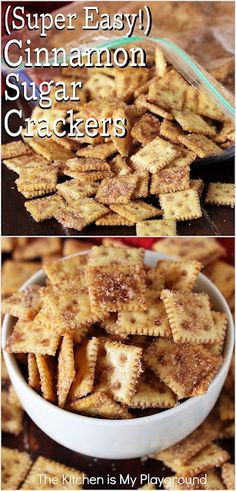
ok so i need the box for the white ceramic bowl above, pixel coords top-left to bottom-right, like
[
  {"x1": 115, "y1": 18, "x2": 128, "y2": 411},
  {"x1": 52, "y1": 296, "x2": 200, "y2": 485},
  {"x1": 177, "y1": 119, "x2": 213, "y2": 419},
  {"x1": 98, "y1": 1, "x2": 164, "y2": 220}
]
[{"x1": 2, "y1": 250, "x2": 234, "y2": 459}]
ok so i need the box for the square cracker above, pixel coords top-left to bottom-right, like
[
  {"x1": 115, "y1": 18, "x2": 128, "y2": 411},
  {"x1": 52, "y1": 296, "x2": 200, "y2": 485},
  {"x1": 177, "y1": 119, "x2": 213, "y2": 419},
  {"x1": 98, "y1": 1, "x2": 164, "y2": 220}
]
[
  {"x1": 110, "y1": 200, "x2": 162, "y2": 223},
  {"x1": 57, "y1": 334, "x2": 75, "y2": 407},
  {"x1": 44, "y1": 255, "x2": 87, "y2": 284},
  {"x1": 179, "y1": 134, "x2": 221, "y2": 158},
  {"x1": 152, "y1": 238, "x2": 225, "y2": 266},
  {"x1": 36, "y1": 354, "x2": 56, "y2": 403},
  {"x1": 2, "y1": 390, "x2": 23, "y2": 435},
  {"x1": 44, "y1": 258, "x2": 87, "y2": 284},
  {"x1": 148, "y1": 69, "x2": 188, "y2": 111},
  {"x1": 157, "y1": 259, "x2": 202, "y2": 290},
  {"x1": 2, "y1": 261, "x2": 40, "y2": 297},
  {"x1": 131, "y1": 136, "x2": 180, "y2": 173},
  {"x1": 63, "y1": 239, "x2": 93, "y2": 256},
  {"x1": 131, "y1": 113, "x2": 160, "y2": 145},
  {"x1": 152, "y1": 416, "x2": 220, "y2": 466},
  {"x1": 160, "y1": 120, "x2": 184, "y2": 143},
  {"x1": 117, "y1": 293, "x2": 172, "y2": 337},
  {"x1": 204, "y1": 260, "x2": 235, "y2": 300},
  {"x1": 166, "y1": 443, "x2": 229, "y2": 477},
  {"x1": 28, "y1": 353, "x2": 41, "y2": 390},
  {"x1": 66, "y1": 157, "x2": 109, "y2": 172},
  {"x1": 159, "y1": 188, "x2": 202, "y2": 221},
  {"x1": 54, "y1": 198, "x2": 108, "y2": 231},
  {"x1": 87, "y1": 245, "x2": 147, "y2": 313},
  {"x1": 69, "y1": 390, "x2": 131, "y2": 419},
  {"x1": 1, "y1": 140, "x2": 32, "y2": 159},
  {"x1": 222, "y1": 463, "x2": 235, "y2": 490},
  {"x1": 56, "y1": 180, "x2": 99, "y2": 202},
  {"x1": 23, "y1": 136, "x2": 74, "y2": 161},
  {"x1": 16, "y1": 167, "x2": 57, "y2": 193},
  {"x1": 68, "y1": 337, "x2": 99, "y2": 401},
  {"x1": 136, "y1": 219, "x2": 176, "y2": 237},
  {"x1": 173, "y1": 110, "x2": 216, "y2": 137},
  {"x1": 150, "y1": 166, "x2": 190, "y2": 194},
  {"x1": 63, "y1": 168, "x2": 113, "y2": 181},
  {"x1": 21, "y1": 455, "x2": 85, "y2": 490},
  {"x1": 76, "y1": 141, "x2": 116, "y2": 159},
  {"x1": 132, "y1": 172, "x2": 149, "y2": 199},
  {"x1": 135, "y1": 94, "x2": 173, "y2": 120},
  {"x1": 205, "y1": 183, "x2": 235, "y2": 208},
  {"x1": 95, "y1": 211, "x2": 134, "y2": 226},
  {"x1": 13, "y1": 237, "x2": 61, "y2": 260},
  {"x1": 96, "y1": 175, "x2": 138, "y2": 204},
  {"x1": 197, "y1": 89, "x2": 226, "y2": 121},
  {"x1": 144, "y1": 338, "x2": 221, "y2": 399},
  {"x1": 6, "y1": 313, "x2": 61, "y2": 356},
  {"x1": 2, "y1": 284, "x2": 42, "y2": 320},
  {"x1": 2, "y1": 152, "x2": 46, "y2": 174},
  {"x1": 2, "y1": 447, "x2": 32, "y2": 490},
  {"x1": 41, "y1": 281, "x2": 100, "y2": 334},
  {"x1": 129, "y1": 370, "x2": 176, "y2": 409},
  {"x1": 161, "y1": 289, "x2": 217, "y2": 344},
  {"x1": 96, "y1": 339, "x2": 143, "y2": 403},
  {"x1": 25, "y1": 195, "x2": 64, "y2": 222}
]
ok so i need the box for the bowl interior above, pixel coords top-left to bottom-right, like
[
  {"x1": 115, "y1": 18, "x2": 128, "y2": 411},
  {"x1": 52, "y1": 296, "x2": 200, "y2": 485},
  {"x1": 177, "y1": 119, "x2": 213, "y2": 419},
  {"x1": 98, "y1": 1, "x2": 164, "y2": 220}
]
[{"x1": 2, "y1": 249, "x2": 234, "y2": 426}]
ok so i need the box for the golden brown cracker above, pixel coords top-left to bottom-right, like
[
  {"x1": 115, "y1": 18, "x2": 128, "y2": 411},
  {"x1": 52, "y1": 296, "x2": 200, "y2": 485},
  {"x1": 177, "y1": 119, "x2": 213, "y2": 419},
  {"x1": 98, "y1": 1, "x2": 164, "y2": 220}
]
[
  {"x1": 2, "y1": 390, "x2": 23, "y2": 435},
  {"x1": 137, "y1": 219, "x2": 177, "y2": 237},
  {"x1": 205, "y1": 183, "x2": 235, "y2": 208},
  {"x1": 159, "y1": 188, "x2": 202, "y2": 221},
  {"x1": 179, "y1": 134, "x2": 221, "y2": 158},
  {"x1": 25, "y1": 195, "x2": 64, "y2": 222},
  {"x1": 96, "y1": 175, "x2": 138, "y2": 204},
  {"x1": 69, "y1": 337, "x2": 99, "y2": 400},
  {"x1": 161, "y1": 289, "x2": 217, "y2": 344},
  {"x1": 144, "y1": 338, "x2": 221, "y2": 399},
  {"x1": 36, "y1": 354, "x2": 56, "y2": 403},
  {"x1": 131, "y1": 136, "x2": 180, "y2": 173},
  {"x1": 150, "y1": 166, "x2": 190, "y2": 194},
  {"x1": 69, "y1": 390, "x2": 131, "y2": 419},
  {"x1": 57, "y1": 334, "x2": 75, "y2": 407},
  {"x1": 21, "y1": 455, "x2": 85, "y2": 490},
  {"x1": 152, "y1": 238, "x2": 225, "y2": 266},
  {"x1": 1, "y1": 285, "x2": 42, "y2": 320},
  {"x1": 2, "y1": 447, "x2": 32, "y2": 490},
  {"x1": 96, "y1": 339, "x2": 142, "y2": 404},
  {"x1": 2, "y1": 261, "x2": 40, "y2": 297}
]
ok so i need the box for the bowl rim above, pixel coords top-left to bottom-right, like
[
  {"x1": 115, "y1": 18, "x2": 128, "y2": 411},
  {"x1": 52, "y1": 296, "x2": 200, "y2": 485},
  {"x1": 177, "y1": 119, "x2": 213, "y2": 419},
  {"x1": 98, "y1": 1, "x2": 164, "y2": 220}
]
[{"x1": 2, "y1": 249, "x2": 234, "y2": 427}]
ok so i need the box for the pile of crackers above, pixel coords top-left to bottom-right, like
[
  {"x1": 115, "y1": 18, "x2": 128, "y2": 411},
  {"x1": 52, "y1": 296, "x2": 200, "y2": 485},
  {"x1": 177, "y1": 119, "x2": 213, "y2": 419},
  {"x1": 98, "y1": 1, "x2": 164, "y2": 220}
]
[
  {"x1": 2, "y1": 243, "x2": 230, "y2": 419},
  {"x1": 153, "y1": 237, "x2": 235, "y2": 318},
  {"x1": 146, "y1": 352, "x2": 235, "y2": 490},
  {"x1": 2, "y1": 45, "x2": 235, "y2": 235},
  {"x1": 2, "y1": 238, "x2": 235, "y2": 490}
]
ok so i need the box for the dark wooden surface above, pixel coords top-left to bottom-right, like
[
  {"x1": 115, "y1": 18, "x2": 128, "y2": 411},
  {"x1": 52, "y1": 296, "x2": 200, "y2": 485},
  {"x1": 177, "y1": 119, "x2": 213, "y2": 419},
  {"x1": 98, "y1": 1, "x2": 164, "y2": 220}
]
[{"x1": 2, "y1": 97, "x2": 234, "y2": 237}]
